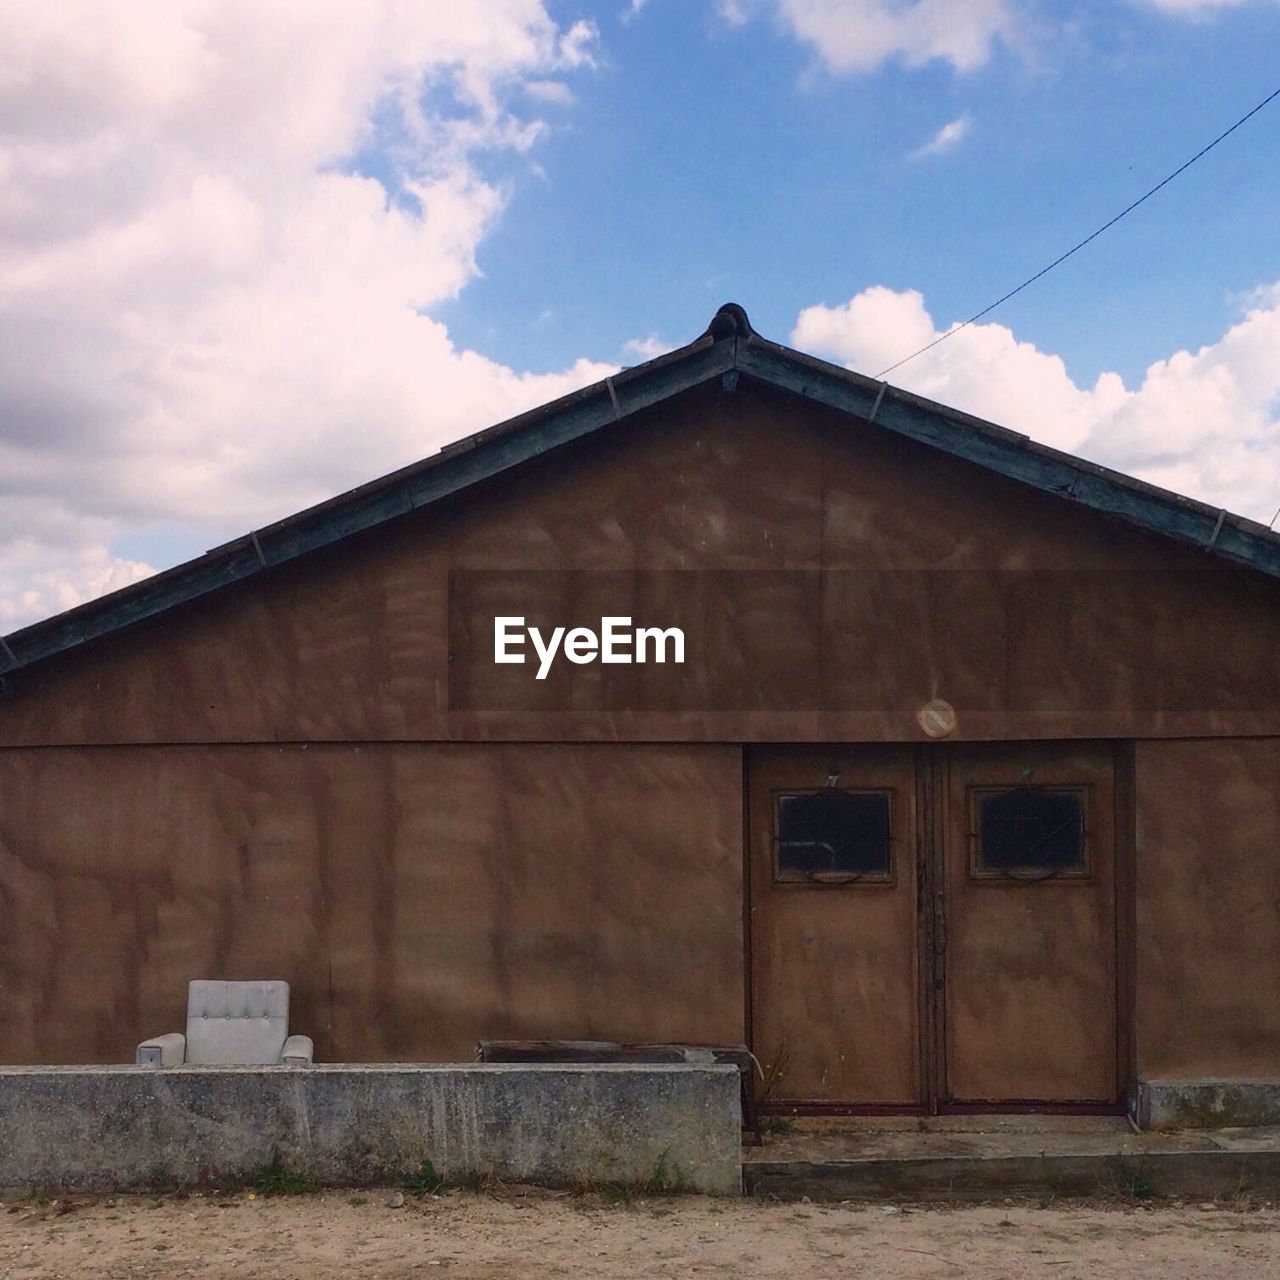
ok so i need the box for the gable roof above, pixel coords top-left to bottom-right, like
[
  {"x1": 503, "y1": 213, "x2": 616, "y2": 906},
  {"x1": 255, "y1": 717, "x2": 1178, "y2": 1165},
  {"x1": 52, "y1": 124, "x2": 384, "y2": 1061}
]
[{"x1": 4, "y1": 302, "x2": 1279, "y2": 679}]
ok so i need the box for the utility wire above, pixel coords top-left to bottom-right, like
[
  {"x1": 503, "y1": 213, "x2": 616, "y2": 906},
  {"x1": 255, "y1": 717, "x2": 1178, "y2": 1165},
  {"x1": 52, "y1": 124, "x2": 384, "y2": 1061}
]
[{"x1": 876, "y1": 83, "x2": 1280, "y2": 380}]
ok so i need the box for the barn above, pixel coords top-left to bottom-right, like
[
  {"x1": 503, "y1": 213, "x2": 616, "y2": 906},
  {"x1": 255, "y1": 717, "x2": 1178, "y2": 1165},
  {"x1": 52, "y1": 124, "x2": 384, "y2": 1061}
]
[{"x1": 2, "y1": 303, "x2": 1278, "y2": 1120}]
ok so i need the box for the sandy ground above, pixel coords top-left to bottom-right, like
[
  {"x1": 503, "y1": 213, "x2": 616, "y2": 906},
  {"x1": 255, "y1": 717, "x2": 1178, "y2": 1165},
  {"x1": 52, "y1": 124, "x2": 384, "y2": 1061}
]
[{"x1": 2, "y1": 1188, "x2": 1280, "y2": 1279}]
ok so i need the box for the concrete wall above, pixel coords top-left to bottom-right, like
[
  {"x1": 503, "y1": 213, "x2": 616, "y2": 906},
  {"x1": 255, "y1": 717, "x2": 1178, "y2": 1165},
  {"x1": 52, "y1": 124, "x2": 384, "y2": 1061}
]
[
  {"x1": 0, "y1": 1063, "x2": 742, "y2": 1195},
  {"x1": 0, "y1": 743, "x2": 744, "y2": 1065},
  {"x1": 1135, "y1": 1079, "x2": 1280, "y2": 1130},
  {"x1": 1135, "y1": 737, "x2": 1280, "y2": 1080}
]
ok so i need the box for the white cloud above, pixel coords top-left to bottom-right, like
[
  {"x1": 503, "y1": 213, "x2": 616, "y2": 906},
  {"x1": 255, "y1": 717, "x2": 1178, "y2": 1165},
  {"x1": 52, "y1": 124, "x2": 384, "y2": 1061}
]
[
  {"x1": 909, "y1": 113, "x2": 972, "y2": 159},
  {"x1": 721, "y1": 0, "x2": 1019, "y2": 73},
  {"x1": 719, "y1": 0, "x2": 1260, "y2": 73},
  {"x1": 525, "y1": 79, "x2": 575, "y2": 104},
  {"x1": 1141, "y1": 0, "x2": 1251, "y2": 12},
  {"x1": 622, "y1": 0, "x2": 650, "y2": 23},
  {"x1": 0, "y1": 523, "x2": 155, "y2": 632},
  {"x1": 558, "y1": 19, "x2": 601, "y2": 68},
  {"x1": 623, "y1": 334, "x2": 667, "y2": 360},
  {"x1": 0, "y1": 1, "x2": 613, "y2": 631},
  {"x1": 794, "y1": 286, "x2": 1280, "y2": 521}
]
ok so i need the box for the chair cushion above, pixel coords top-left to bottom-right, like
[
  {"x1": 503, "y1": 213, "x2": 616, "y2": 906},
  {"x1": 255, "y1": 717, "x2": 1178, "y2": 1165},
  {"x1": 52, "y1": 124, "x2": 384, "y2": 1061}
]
[{"x1": 185, "y1": 980, "x2": 290, "y2": 1065}]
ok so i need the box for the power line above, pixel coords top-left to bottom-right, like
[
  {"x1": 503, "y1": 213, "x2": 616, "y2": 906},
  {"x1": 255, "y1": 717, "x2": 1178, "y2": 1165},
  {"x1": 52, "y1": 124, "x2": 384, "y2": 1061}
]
[{"x1": 876, "y1": 82, "x2": 1280, "y2": 380}]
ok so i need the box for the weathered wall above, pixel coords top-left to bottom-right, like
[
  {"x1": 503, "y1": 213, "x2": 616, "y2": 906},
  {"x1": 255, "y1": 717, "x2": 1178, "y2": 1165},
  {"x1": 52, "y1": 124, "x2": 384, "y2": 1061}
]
[
  {"x1": 0, "y1": 743, "x2": 744, "y2": 1065},
  {"x1": 0, "y1": 1063, "x2": 743, "y2": 1194},
  {"x1": 1135, "y1": 1079, "x2": 1280, "y2": 1130},
  {"x1": 3, "y1": 381, "x2": 1280, "y2": 1084},
  {"x1": 4, "y1": 382, "x2": 1280, "y2": 747},
  {"x1": 1135, "y1": 737, "x2": 1280, "y2": 1079}
]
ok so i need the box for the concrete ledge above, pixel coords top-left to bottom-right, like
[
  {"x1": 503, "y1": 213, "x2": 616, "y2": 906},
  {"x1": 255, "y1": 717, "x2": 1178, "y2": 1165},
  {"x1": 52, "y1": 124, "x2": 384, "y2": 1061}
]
[
  {"x1": 1136, "y1": 1080, "x2": 1280, "y2": 1130},
  {"x1": 0, "y1": 1063, "x2": 741, "y2": 1196},
  {"x1": 745, "y1": 1149, "x2": 1280, "y2": 1202}
]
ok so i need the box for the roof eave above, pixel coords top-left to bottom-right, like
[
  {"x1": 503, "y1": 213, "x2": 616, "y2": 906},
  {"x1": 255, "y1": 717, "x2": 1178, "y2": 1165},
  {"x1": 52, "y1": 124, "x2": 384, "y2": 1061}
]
[
  {"x1": 0, "y1": 334, "x2": 735, "y2": 677},
  {"x1": 738, "y1": 333, "x2": 1280, "y2": 580},
  {"x1": 4, "y1": 316, "x2": 1279, "y2": 680}
]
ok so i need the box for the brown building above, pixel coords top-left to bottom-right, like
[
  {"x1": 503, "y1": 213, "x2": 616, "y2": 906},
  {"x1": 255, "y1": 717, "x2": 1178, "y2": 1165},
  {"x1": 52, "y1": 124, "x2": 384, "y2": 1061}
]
[{"x1": 2, "y1": 304, "x2": 1278, "y2": 1117}]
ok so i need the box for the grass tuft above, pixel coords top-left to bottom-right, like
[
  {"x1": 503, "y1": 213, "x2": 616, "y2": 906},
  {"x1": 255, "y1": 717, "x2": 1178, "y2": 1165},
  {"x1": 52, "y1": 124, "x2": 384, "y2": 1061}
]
[
  {"x1": 247, "y1": 1153, "x2": 316, "y2": 1197},
  {"x1": 403, "y1": 1159, "x2": 448, "y2": 1197}
]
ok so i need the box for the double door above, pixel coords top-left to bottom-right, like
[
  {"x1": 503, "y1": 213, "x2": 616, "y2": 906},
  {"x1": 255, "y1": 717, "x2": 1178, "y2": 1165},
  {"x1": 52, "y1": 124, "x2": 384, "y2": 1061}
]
[{"x1": 748, "y1": 742, "x2": 1122, "y2": 1109}]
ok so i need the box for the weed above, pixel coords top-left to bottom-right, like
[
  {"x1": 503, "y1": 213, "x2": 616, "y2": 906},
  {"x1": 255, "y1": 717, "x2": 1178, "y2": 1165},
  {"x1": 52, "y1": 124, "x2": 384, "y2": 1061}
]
[
  {"x1": 1125, "y1": 1172, "x2": 1157, "y2": 1201},
  {"x1": 248, "y1": 1154, "x2": 316, "y2": 1197},
  {"x1": 403, "y1": 1159, "x2": 447, "y2": 1197},
  {"x1": 571, "y1": 1150, "x2": 693, "y2": 1205},
  {"x1": 1222, "y1": 1189, "x2": 1262, "y2": 1213},
  {"x1": 646, "y1": 1151, "x2": 690, "y2": 1195},
  {"x1": 759, "y1": 1044, "x2": 791, "y2": 1104},
  {"x1": 402, "y1": 1159, "x2": 496, "y2": 1196}
]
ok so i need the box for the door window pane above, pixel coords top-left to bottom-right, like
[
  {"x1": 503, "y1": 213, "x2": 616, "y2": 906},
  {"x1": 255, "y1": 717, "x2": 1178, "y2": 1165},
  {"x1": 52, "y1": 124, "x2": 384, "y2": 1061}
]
[
  {"x1": 775, "y1": 789, "x2": 892, "y2": 881},
  {"x1": 973, "y1": 786, "x2": 1087, "y2": 878}
]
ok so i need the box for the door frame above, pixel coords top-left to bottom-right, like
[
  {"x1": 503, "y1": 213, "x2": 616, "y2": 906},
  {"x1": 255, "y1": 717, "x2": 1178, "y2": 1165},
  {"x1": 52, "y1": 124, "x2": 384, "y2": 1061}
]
[{"x1": 745, "y1": 739, "x2": 1136, "y2": 1116}]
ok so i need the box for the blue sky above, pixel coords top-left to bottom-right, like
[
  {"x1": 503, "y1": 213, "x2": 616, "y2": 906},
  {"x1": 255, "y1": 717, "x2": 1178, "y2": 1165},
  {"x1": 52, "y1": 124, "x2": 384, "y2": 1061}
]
[
  {"x1": 446, "y1": 0, "x2": 1279, "y2": 387},
  {"x1": 1, "y1": 0, "x2": 1279, "y2": 628}
]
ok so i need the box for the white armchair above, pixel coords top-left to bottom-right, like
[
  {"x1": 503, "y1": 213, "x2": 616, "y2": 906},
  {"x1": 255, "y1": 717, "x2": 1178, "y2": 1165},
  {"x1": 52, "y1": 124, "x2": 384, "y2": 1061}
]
[{"x1": 136, "y1": 980, "x2": 314, "y2": 1066}]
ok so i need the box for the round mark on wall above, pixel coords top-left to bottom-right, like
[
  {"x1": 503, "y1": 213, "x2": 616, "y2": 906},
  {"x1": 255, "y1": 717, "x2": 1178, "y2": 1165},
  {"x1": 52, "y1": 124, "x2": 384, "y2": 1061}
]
[{"x1": 917, "y1": 698, "x2": 957, "y2": 739}]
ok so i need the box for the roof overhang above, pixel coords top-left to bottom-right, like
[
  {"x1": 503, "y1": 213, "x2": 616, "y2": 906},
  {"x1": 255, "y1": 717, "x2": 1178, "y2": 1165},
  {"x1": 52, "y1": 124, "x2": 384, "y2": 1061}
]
[{"x1": 3, "y1": 305, "x2": 1278, "y2": 679}]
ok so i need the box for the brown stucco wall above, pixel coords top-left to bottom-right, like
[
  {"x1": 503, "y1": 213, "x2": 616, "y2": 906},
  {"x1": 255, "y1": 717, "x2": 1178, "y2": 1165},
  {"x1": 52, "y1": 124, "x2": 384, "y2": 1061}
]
[
  {"x1": 0, "y1": 743, "x2": 744, "y2": 1065},
  {"x1": 4, "y1": 381, "x2": 1280, "y2": 747},
  {"x1": 3, "y1": 382, "x2": 1280, "y2": 1080},
  {"x1": 1135, "y1": 737, "x2": 1280, "y2": 1080}
]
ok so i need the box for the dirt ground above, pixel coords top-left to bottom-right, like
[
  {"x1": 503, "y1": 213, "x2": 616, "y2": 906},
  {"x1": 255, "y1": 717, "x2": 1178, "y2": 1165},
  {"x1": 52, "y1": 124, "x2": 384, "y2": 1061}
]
[{"x1": 2, "y1": 1188, "x2": 1279, "y2": 1279}]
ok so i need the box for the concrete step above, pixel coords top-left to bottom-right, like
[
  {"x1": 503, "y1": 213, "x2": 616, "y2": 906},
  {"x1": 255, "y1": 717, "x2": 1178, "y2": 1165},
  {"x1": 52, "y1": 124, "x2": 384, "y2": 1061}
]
[{"x1": 743, "y1": 1123, "x2": 1280, "y2": 1202}]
